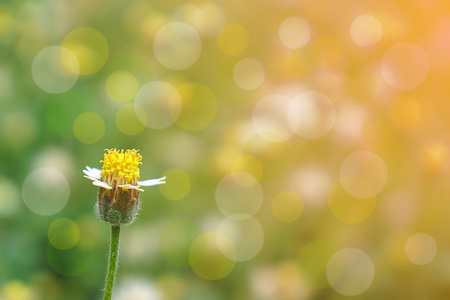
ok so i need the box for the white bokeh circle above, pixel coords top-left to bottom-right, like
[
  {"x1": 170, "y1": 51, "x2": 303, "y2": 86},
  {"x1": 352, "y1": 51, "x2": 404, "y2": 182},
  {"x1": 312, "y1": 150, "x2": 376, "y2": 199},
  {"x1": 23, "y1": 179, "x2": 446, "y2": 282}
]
[
  {"x1": 22, "y1": 167, "x2": 70, "y2": 216},
  {"x1": 215, "y1": 172, "x2": 263, "y2": 218},
  {"x1": 134, "y1": 81, "x2": 182, "y2": 129},
  {"x1": 339, "y1": 151, "x2": 388, "y2": 199},
  {"x1": 154, "y1": 22, "x2": 201, "y2": 70},
  {"x1": 32, "y1": 46, "x2": 79, "y2": 94},
  {"x1": 233, "y1": 58, "x2": 265, "y2": 91},
  {"x1": 252, "y1": 94, "x2": 299, "y2": 142},
  {"x1": 327, "y1": 248, "x2": 375, "y2": 296},
  {"x1": 217, "y1": 215, "x2": 264, "y2": 261},
  {"x1": 290, "y1": 91, "x2": 336, "y2": 139}
]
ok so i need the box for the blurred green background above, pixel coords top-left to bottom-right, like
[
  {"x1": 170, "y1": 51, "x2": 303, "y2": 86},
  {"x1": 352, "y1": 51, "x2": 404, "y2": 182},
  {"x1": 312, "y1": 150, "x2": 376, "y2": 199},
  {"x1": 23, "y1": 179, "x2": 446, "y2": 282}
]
[{"x1": 1, "y1": 0, "x2": 450, "y2": 299}]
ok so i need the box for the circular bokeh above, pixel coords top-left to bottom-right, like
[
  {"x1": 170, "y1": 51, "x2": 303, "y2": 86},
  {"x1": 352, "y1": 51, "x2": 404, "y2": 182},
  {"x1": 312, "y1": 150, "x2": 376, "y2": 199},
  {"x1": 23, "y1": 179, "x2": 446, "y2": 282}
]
[
  {"x1": 217, "y1": 215, "x2": 264, "y2": 261},
  {"x1": 32, "y1": 46, "x2": 79, "y2": 94},
  {"x1": 326, "y1": 248, "x2": 375, "y2": 296},
  {"x1": 73, "y1": 112, "x2": 105, "y2": 144},
  {"x1": 339, "y1": 151, "x2": 388, "y2": 199},
  {"x1": 405, "y1": 233, "x2": 437, "y2": 265},
  {"x1": 231, "y1": 155, "x2": 264, "y2": 181},
  {"x1": 252, "y1": 94, "x2": 298, "y2": 142},
  {"x1": 48, "y1": 218, "x2": 80, "y2": 250},
  {"x1": 106, "y1": 70, "x2": 138, "y2": 103},
  {"x1": 159, "y1": 168, "x2": 191, "y2": 201},
  {"x1": 217, "y1": 24, "x2": 249, "y2": 56},
  {"x1": 189, "y1": 232, "x2": 236, "y2": 280},
  {"x1": 61, "y1": 27, "x2": 109, "y2": 75},
  {"x1": 154, "y1": 22, "x2": 201, "y2": 70},
  {"x1": 381, "y1": 42, "x2": 429, "y2": 90},
  {"x1": 134, "y1": 81, "x2": 182, "y2": 129},
  {"x1": 290, "y1": 91, "x2": 336, "y2": 139},
  {"x1": 22, "y1": 168, "x2": 70, "y2": 216},
  {"x1": 215, "y1": 172, "x2": 263, "y2": 218},
  {"x1": 233, "y1": 58, "x2": 265, "y2": 91},
  {"x1": 328, "y1": 179, "x2": 377, "y2": 224},
  {"x1": 278, "y1": 17, "x2": 311, "y2": 49},
  {"x1": 350, "y1": 15, "x2": 382, "y2": 47}
]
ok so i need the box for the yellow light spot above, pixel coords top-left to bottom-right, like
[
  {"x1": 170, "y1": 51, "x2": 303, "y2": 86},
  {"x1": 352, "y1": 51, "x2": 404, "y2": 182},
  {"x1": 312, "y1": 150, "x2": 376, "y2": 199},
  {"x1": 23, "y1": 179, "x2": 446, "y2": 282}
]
[
  {"x1": 101, "y1": 148, "x2": 142, "y2": 184},
  {"x1": 328, "y1": 179, "x2": 376, "y2": 224},
  {"x1": 0, "y1": 8, "x2": 13, "y2": 36},
  {"x1": 159, "y1": 168, "x2": 191, "y2": 201},
  {"x1": 115, "y1": 103, "x2": 147, "y2": 135},
  {"x1": 175, "y1": 83, "x2": 217, "y2": 131},
  {"x1": 217, "y1": 24, "x2": 249, "y2": 56},
  {"x1": 381, "y1": 42, "x2": 429, "y2": 90},
  {"x1": 231, "y1": 155, "x2": 264, "y2": 181},
  {"x1": 189, "y1": 232, "x2": 236, "y2": 280},
  {"x1": 106, "y1": 70, "x2": 138, "y2": 103},
  {"x1": 424, "y1": 142, "x2": 447, "y2": 173},
  {"x1": 73, "y1": 112, "x2": 105, "y2": 144},
  {"x1": 350, "y1": 15, "x2": 382, "y2": 47},
  {"x1": 62, "y1": 27, "x2": 109, "y2": 75},
  {"x1": 1, "y1": 281, "x2": 33, "y2": 300},
  {"x1": 272, "y1": 191, "x2": 304, "y2": 223},
  {"x1": 405, "y1": 233, "x2": 437, "y2": 265},
  {"x1": 48, "y1": 218, "x2": 80, "y2": 250},
  {"x1": 389, "y1": 97, "x2": 421, "y2": 128}
]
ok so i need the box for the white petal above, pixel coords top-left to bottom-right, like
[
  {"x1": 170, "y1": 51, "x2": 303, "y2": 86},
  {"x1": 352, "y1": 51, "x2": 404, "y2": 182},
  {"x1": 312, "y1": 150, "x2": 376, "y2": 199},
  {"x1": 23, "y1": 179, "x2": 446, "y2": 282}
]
[
  {"x1": 138, "y1": 176, "x2": 166, "y2": 187},
  {"x1": 83, "y1": 166, "x2": 101, "y2": 180},
  {"x1": 84, "y1": 175, "x2": 99, "y2": 181},
  {"x1": 90, "y1": 168, "x2": 102, "y2": 179},
  {"x1": 92, "y1": 180, "x2": 112, "y2": 189},
  {"x1": 118, "y1": 184, "x2": 144, "y2": 192}
]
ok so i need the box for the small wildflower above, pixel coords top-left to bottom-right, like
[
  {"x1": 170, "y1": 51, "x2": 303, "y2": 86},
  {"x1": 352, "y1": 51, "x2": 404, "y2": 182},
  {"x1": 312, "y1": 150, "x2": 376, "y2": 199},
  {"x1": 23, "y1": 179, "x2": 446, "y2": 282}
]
[{"x1": 83, "y1": 148, "x2": 166, "y2": 225}]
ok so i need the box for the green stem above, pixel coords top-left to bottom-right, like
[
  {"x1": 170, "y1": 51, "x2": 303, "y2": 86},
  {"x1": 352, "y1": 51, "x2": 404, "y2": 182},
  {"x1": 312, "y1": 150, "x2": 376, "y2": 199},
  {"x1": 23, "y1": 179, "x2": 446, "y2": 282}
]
[{"x1": 103, "y1": 225, "x2": 121, "y2": 300}]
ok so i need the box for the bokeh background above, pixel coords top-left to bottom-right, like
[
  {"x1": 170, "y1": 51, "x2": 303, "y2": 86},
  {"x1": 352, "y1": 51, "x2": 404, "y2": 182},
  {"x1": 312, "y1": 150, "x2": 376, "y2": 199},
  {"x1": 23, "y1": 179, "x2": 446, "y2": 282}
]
[{"x1": 1, "y1": 0, "x2": 449, "y2": 299}]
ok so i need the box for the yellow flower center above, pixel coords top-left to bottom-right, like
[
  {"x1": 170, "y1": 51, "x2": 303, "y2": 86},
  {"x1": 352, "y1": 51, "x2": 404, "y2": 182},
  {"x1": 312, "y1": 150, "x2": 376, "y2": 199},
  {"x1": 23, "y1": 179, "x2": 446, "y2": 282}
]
[{"x1": 101, "y1": 148, "x2": 142, "y2": 185}]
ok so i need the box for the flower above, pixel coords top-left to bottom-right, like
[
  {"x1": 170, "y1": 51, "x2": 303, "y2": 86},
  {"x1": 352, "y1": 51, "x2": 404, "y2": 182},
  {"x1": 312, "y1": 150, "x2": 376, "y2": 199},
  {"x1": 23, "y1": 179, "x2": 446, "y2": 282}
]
[{"x1": 83, "y1": 148, "x2": 166, "y2": 225}]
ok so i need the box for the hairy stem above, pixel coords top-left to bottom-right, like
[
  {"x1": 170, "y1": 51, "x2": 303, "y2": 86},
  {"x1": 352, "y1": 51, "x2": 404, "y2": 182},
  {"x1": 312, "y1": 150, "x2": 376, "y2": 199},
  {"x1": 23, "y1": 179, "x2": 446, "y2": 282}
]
[{"x1": 103, "y1": 225, "x2": 121, "y2": 300}]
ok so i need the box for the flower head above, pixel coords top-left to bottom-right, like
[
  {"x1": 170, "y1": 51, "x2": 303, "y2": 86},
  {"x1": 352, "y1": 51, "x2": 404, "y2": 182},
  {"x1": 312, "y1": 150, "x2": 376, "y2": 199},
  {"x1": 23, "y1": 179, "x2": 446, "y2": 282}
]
[{"x1": 83, "y1": 148, "x2": 166, "y2": 225}]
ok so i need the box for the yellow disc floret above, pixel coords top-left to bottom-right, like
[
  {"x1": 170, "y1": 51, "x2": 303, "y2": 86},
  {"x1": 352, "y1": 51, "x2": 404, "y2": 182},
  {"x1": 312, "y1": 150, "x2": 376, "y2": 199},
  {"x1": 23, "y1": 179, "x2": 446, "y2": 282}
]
[{"x1": 100, "y1": 148, "x2": 142, "y2": 186}]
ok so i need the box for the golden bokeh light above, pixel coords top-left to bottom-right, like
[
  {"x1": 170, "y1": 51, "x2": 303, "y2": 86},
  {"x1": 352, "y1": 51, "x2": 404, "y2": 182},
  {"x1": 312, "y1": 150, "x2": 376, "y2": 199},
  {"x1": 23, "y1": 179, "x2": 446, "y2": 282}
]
[
  {"x1": 328, "y1": 179, "x2": 377, "y2": 224},
  {"x1": 61, "y1": 27, "x2": 109, "y2": 75},
  {"x1": 106, "y1": 70, "x2": 138, "y2": 103},
  {"x1": 278, "y1": 17, "x2": 311, "y2": 49},
  {"x1": 231, "y1": 155, "x2": 264, "y2": 181},
  {"x1": 350, "y1": 15, "x2": 382, "y2": 47},
  {"x1": 381, "y1": 42, "x2": 429, "y2": 90},
  {"x1": 405, "y1": 233, "x2": 437, "y2": 265},
  {"x1": 48, "y1": 218, "x2": 80, "y2": 250},
  {"x1": 73, "y1": 112, "x2": 105, "y2": 144},
  {"x1": 217, "y1": 24, "x2": 249, "y2": 56},
  {"x1": 159, "y1": 168, "x2": 191, "y2": 201}
]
